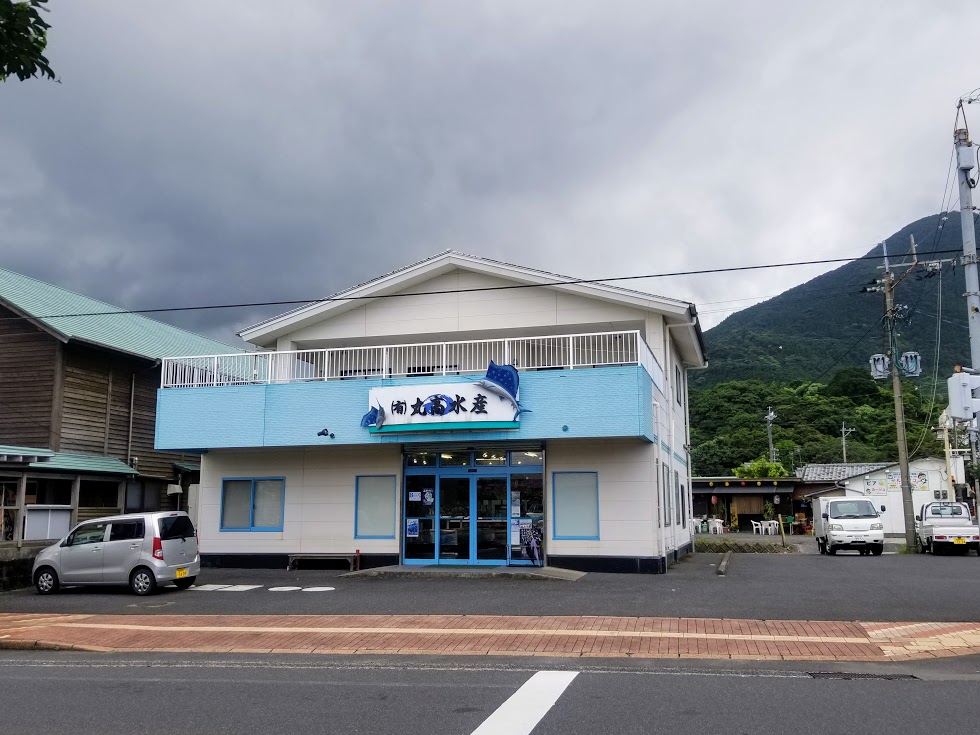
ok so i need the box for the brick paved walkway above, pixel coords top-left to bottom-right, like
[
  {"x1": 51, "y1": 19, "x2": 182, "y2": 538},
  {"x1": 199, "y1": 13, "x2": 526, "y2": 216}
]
[{"x1": 1, "y1": 613, "x2": 979, "y2": 661}]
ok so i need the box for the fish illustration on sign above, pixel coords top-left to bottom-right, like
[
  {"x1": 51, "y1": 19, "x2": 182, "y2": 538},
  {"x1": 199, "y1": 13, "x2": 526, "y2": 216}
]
[
  {"x1": 476, "y1": 361, "x2": 531, "y2": 422},
  {"x1": 360, "y1": 402, "x2": 386, "y2": 428}
]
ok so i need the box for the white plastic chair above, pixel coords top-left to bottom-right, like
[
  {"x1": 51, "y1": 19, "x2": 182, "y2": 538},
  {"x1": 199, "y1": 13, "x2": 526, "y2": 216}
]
[
  {"x1": 751, "y1": 520, "x2": 763, "y2": 535},
  {"x1": 708, "y1": 518, "x2": 724, "y2": 534}
]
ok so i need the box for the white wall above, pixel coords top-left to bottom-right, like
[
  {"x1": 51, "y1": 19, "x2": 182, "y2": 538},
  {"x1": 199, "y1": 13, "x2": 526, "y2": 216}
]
[
  {"x1": 545, "y1": 439, "x2": 675, "y2": 558},
  {"x1": 198, "y1": 445, "x2": 402, "y2": 555},
  {"x1": 283, "y1": 269, "x2": 649, "y2": 346},
  {"x1": 841, "y1": 457, "x2": 953, "y2": 536}
]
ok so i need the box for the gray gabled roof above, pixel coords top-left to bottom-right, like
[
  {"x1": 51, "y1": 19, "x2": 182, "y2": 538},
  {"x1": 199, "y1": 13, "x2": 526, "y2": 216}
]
[
  {"x1": 0, "y1": 267, "x2": 241, "y2": 360},
  {"x1": 798, "y1": 463, "x2": 892, "y2": 483}
]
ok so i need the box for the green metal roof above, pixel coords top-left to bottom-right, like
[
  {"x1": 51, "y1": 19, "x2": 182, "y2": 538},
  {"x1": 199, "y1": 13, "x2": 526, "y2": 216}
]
[
  {"x1": 0, "y1": 444, "x2": 54, "y2": 458},
  {"x1": 0, "y1": 444, "x2": 135, "y2": 475},
  {"x1": 0, "y1": 267, "x2": 241, "y2": 360},
  {"x1": 29, "y1": 452, "x2": 136, "y2": 475}
]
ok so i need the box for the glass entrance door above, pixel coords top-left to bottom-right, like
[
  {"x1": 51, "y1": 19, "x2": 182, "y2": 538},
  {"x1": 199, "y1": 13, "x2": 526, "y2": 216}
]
[
  {"x1": 433, "y1": 476, "x2": 508, "y2": 564},
  {"x1": 438, "y1": 477, "x2": 471, "y2": 561},
  {"x1": 475, "y1": 477, "x2": 508, "y2": 562},
  {"x1": 403, "y1": 450, "x2": 544, "y2": 566}
]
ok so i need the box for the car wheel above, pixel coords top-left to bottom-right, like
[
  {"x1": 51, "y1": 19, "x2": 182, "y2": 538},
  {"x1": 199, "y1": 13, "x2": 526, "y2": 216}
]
[
  {"x1": 871, "y1": 546, "x2": 883, "y2": 556},
  {"x1": 130, "y1": 567, "x2": 157, "y2": 596},
  {"x1": 827, "y1": 545, "x2": 837, "y2": 556},
  {"x1": 914, "y1": 536, "x2": 923, "y2": 554},
  {"x1": 817, "y1": 539, "x2": 826, "y2": 554},
  {"x1": 174, "y1": 576, "x2": 196, "y2": 590},
  {"x1": 34, "y1": 567, "x2": 60, "y2": 595}
]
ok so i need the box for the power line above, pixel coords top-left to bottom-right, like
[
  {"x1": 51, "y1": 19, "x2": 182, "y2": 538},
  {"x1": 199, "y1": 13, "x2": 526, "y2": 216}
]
[{"x1": 0, "y1": 248, "x2": 968, "y2": 324}]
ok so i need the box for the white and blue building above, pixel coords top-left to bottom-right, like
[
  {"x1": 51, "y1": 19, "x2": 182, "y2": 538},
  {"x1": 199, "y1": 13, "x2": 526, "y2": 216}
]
[{"x1": 155, "y1": 252, "x2": 706, "y2": 573}]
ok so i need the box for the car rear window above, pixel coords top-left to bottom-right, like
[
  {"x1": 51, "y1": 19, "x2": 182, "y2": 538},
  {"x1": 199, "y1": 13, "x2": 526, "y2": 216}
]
[
  {"x1": 928, "y1": 505, "x2": 964, "y2": 517},
  {"x1": 158, "y1": 515, "x2": 195, "y2": 540}
]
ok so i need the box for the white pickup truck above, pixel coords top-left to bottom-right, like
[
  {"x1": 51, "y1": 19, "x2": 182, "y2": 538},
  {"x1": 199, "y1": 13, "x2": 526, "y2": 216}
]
[{"x1": 914, "y1": 502, "x2": 980, "y2": 556}]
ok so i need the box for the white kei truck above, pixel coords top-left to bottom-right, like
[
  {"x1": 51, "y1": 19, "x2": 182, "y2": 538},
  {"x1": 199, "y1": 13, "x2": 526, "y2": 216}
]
[
  {"x1": 813, "y1": 497, "x2": 886, "y2": 556},
  {"x1": 914, "y1": 501, "x2": 980, "y2": 556}
]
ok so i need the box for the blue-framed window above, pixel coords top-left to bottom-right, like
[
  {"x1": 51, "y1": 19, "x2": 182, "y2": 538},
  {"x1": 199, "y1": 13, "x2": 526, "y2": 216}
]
[
  {"x1": 220, "y1": 478, "x2": 285, "y2": 532},
  {"x1": 355, "y1": 475, "x2": 397, "y2": 539},
  {"x1": 552, "y1": 471, "x2": 599, "y2": 540}
]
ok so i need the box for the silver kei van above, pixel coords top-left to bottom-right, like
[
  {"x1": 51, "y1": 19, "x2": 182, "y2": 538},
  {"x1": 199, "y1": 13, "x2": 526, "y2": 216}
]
[{"x1": 32, "y1": 511, "x2": 200, "y2": 596}]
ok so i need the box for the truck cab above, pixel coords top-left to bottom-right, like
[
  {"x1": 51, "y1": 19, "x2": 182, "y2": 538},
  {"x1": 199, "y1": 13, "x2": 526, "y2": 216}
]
[
  {"x1": 813, "y1": 497, "x2": 886, "y2": 556},
  {"x1": 915, "y1": 502, "x2": 980, "y2": 555}
]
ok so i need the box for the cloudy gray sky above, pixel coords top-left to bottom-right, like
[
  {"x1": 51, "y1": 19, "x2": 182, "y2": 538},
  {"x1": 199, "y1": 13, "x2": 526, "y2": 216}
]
[{"x1": 1, "y1": 1, "x2": 977, "y2": 346}]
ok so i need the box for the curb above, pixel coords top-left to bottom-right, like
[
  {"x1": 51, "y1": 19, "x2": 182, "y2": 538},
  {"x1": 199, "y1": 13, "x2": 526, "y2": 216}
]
[
  {"x1": 717, "y1": 550, "x2": 733, "y2": 576},
  {"x1": 0, "y1": 638, "x2": 107, "y2": 652}
]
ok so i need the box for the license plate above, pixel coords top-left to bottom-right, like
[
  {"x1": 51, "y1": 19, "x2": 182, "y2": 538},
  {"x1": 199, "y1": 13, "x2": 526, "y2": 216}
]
[
  {"x1": 953, "y1": 538, "x2": 966, "y2": 545},
  {"x1": 175, "y1": 567, "x2": 188, "y2": 578}
]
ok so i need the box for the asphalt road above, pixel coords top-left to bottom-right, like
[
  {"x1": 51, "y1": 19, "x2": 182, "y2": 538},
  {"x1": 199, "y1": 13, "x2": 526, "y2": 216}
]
[
  {"x1": 5, "y1": 552, "x2": 980, "y2": 621},
  {"x1": 2, "y1": 651, "x2": 979, "y2": 735}
]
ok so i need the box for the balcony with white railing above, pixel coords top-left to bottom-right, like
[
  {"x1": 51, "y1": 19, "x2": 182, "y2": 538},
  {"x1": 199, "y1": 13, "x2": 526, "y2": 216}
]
[{"x1": 160, "y1": 330, "x2": 664, "y2": 392}]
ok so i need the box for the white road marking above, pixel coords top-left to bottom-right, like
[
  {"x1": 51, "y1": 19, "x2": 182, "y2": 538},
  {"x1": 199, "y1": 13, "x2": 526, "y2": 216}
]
[
  {"x1": 301, "y1": 586, "x2": 336, "y2": 592},
  {"x1": 268, "y1": 586, "x2": 303, "y2": 592},
  {"x1": 190, "y1": 584, "x2": 233, "y2": 591},
  {"x1": 215, "y1": 585, "x2": 264, "y2": 592},
  {"x1": 469, "y1": 670, "x2": 578, "y2": 735}
]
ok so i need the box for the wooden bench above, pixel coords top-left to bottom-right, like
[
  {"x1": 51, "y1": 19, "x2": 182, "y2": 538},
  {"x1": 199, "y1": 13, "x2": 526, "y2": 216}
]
[{"x1": 286, "y1": 553, "x2": 357, "y2": 571}]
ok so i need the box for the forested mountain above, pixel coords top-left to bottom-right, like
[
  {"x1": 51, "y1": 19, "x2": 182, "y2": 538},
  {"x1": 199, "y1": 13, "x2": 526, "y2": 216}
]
[
  {"x1": 689, "y1": 213, "x2": 978, "y2": 476},
  {"x1": 693, "y1": 213, "x2": 979, "y2": 388},
  {"x1": 689, "y1": 369, "x2": 944, "y2": 476}
]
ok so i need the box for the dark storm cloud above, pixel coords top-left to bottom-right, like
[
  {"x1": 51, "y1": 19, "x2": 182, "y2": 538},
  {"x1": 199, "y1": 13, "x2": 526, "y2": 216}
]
[{"x1": 0, "y1": 1, "x2": 977, "y2": 344}]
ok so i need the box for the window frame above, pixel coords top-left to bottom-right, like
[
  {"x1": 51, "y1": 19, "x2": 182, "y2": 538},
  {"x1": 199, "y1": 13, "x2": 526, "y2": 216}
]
[
  {"x1": 108, "y1": 519, "x2": 145, "y2": 542},
  {"x1": 552, "y1": 471, "x2": 600, "y2": 541},
  {"x1": 220, "y1": 477, "x2": 286, "y2": 532},
  {"x1": 675, "y1": 470, "x2": 682, "y2": 526},
  {"x1": 66, "y1": 521, "x2": 108, "y2": 547},
  {"x1": 354, "y1": 475, "x2": 397, "y2": 540}
]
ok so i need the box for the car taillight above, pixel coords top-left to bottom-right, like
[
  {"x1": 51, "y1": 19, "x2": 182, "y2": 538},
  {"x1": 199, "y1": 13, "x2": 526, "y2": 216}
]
[
  {"x1": 152, "y1": 537, "x2": 164, "y2": 560},
  {"x1": 934, "y1": 535, "x2": 947, "y2": 541},
  {"x1": 973, "y1": 536, "x2": 979, "y2": 541}
]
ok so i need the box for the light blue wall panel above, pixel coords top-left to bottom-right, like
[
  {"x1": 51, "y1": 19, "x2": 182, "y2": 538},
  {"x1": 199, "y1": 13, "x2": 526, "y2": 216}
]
[
  {"x1": 155, "y1": 386, "x2": 267, "y2": 449},
  {"x1": 156, "y1": 366, "x2": 654, "y2": 450}
]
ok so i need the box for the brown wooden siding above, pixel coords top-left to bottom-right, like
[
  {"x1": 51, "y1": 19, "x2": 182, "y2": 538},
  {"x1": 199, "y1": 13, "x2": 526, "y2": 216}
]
[
  {"x1": 0, "y1": 303, "x2": 57, "y2": 448},
  {"x1": 60, "y1": 345, "x2": 199, "y2": 492},
  {"x1": 60, "y1": 348, "x2": 114, "y2": 455},
  {"x1": 77, "y1": 506, "x2": 121, "y2": 523}
]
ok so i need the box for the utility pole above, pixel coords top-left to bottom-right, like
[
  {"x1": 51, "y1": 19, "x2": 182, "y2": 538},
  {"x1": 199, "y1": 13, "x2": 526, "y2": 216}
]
[
  {"x1": 765, "y1": 407, "x2": 777, "y2": 463},
  {"x1": 882, "y1": 242, "x2": 917, "y2": 549},
  {"x1": 954, "y1": 123, "x2": 980, "y2": 366},
  {"x1": 954, "y1": 106, "x2": 980, "y2": 518},
  {"x1": 841, "y1": 423, "x2": 855, "y2": 463}
]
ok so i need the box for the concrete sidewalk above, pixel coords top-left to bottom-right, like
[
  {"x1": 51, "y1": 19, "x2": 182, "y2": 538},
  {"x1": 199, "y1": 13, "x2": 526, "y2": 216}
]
[{"x1": 2, "y1": 612, "x2": 977, "y2": 662}]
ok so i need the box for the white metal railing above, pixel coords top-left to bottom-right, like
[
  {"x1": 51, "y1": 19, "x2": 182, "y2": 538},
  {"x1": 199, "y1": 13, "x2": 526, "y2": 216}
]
[{"x1": 160, "y1": 330, "x2": 663, "y2": 390}]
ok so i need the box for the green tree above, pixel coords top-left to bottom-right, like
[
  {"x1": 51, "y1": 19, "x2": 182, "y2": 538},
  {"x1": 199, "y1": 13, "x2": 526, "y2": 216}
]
[
  {"x1": 732, "y1": 457, "x2": 790, "y2": 478},
  {"x1": 1, "y1": 0, "x2": 55, "y2": 82}
]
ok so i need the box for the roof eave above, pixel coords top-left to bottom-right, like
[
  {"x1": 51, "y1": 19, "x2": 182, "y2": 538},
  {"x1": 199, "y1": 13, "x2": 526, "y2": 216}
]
[
  {"x1": 0, "y1": 295, "x2": 69, "y2": 343},
  {"x1": 239, "y1": 252, "x2": 695, "y2": 345}
]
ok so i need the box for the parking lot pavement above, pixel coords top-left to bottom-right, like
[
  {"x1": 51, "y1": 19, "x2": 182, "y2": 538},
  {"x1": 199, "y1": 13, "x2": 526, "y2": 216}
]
[{"x1": 3, "y1": 552, "x2": 979, "y2": 621}]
